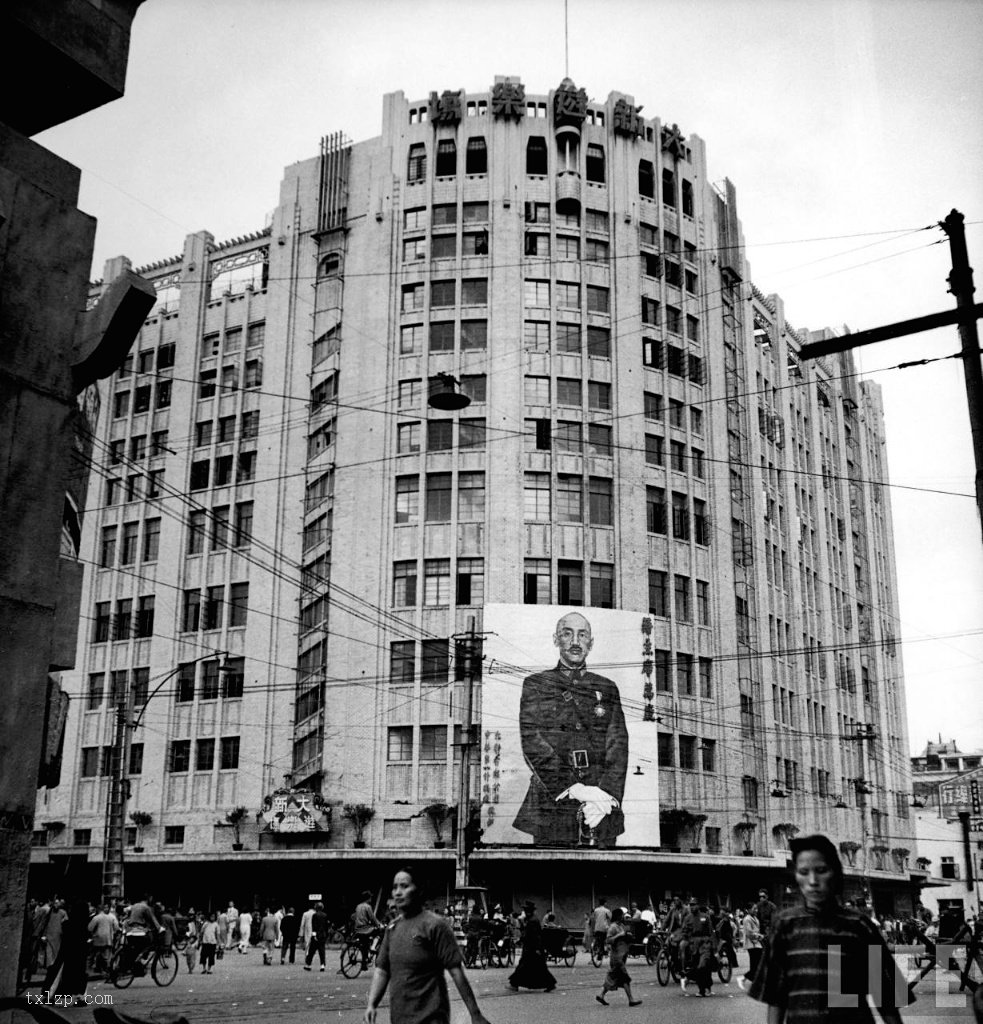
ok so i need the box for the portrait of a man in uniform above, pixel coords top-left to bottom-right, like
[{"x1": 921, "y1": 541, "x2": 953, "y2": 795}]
[{"x1": 513, "y1": 611, "x2": 629, "y2": 847}]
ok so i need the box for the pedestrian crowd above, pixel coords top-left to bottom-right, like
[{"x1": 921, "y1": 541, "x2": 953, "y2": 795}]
[{"x1": 20, "y1": 833, "x2": 946, "y2": 1023}]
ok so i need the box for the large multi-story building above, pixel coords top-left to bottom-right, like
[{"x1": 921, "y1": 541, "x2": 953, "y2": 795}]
[{"x1": 32, "y1": 76, "x2": 918, "y2": 918}]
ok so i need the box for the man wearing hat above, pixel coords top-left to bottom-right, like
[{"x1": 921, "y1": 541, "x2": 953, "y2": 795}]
[
  {"x1": 353, "y1": 890, "x2": 382, "y2": 969},
  {"x1": 508, "y1": 900, "x2": 556, "y2": 993},
  {"x1": 753, "y1": 888, "x2": 777, "y2": 938},
  {"x1": 515, "y1": 612, "x2": 629, "y2": 848}
]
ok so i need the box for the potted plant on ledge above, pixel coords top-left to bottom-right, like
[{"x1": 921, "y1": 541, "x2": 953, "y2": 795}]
[
  {"x1": 343, "y1": 802, "x2": 375, "y2": 848},
  {"x1": 688, "y1": 813, "x2": 708, "y2": 853},
  {"x1": 772, "y1": 822, "x2": 800, "y2": 850},
  {"x1": 915, "y1": 856, "x2": 932, "y2": 872},
  {"x1": 659, "y1": 807, "x2": 696, "y2": 852},
  {"x1": 226, "y1": 805, "x2": 248, "y2": 850},
  {"x1": 422, "y1": 801, "x2": 455, "y2": 848},
  {"x1": 734, "y1": 819, "x2": 757, "y2": 855},
  {"x1": 839, "y1": 840, "x2": 861, "y2": 866},
  {"x1": 129, "y1": 810, "x2": 152, "y2": 853}
]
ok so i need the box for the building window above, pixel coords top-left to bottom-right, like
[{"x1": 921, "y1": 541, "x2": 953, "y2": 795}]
[
  {"x1": 203, "y1": 585, "x2": 224, "y2": 630},
  {"x1": 696, "y1": 581, "x2": 710, "y2": 626},
  {"x1": 557, "y1": 324, "x2": 580, "y2": 354},
  {"x1": 114, "y1": 599, "x2": 132, "y2": 641},
  {"x1": 457, "y1": 471, "x2": 485, "y2": 520},
  {"x1": 694, "y1": 498, "x2": 710, "y2": 546},
  {"x1": 402, "y1": 283, "x2": 424, "y2": 312},
  {"x1": 589, "y1": 563, "x2": 614, "y2": 608},
  {"x1": 407, "y1": 143, "x2": 426, "y2": 182},
  {"x1": 425, "y1": 472, "x2": 452, "y2": 522},
  {"x1": 176, "y1": 662, "x2": 195, "y2": 702},
  {"x1": 585, "y1": 144, "x2": 605, "y2": 183},
  {"x1": 460, "y1": 278, "x2": 487, "y2": 306},
  {"x1": 646, "y1": 486, "x2": 666, "y2": 534},
  {"x1": 419, "y1": 725, "x2": 448, "y2": 762},
  {"x1": 667, "y1": 343, "x2": 686, "y2": 377},
  {"x1": 387, "y1": 726, "x2": 413, "y2": 762},
  {"x1": 435, "y1": 138, "x2": 456, "y2": 177},
  {"x1": 589, "y1": 477, "x2": 613, "y2": 526},
  {"x1": 390, "y1": 641, "x2": 415, "y2": 684},
  {"x1": 679, "y1": 735, "x2": 697, "y2": 770},
  {"x1": 556, "y1": 475, "x2": 582, "y2": 523},
  {"x1": 648, "y1": 570, "x2": 668, "y2": 616},
  {"x1": 120, "y1": 522, "x2": 139, "y2": 565},
  {"x1": 100, "y1": 526, "x2": 117, "y2": 568},
  {"x1": 395, "y1": 475, "x2": 419, "y2": 524},
  {"x1": 393, "y1": 561, "x2": 417, "y2": 606},
  {"x1": 400, "y1": 324, "x2": 423, "y2": 354},
  {"x1": 397, "y1": 422, "x2": 420, "y2": 454},
  {"x1": 586, "y1": 238, "x2": 609, "y2": 263},
  {"x1": 182, "y1": 589, "x2": 201, "y2": 632},
  {"x1": 234, "y1": 501, "x2": 253, "y2": 547},
  {"x1": 526, "y1": 137, "x2": 548, "y2": 175},
  {"x1": 133, "y1": 385, "x2": 151, "y2": 413},
  {"x1": 459, "y1": 418, "x2": 486, "y2": 449},
  {"x1": 586, "y1": 285, "x2": 609, "y2": 314},
  {"x1": 431, "y1": 233, "x2": 456, "y2": 260},
  {"x1": 524, "y1": 279, "x2": 550, "y2": 307},
  {"x1": 220, "y1": 736, "x2": 240, "y2": 769},
  {"x1": 742, "y1": 774, "x2": 759, "y2": 808},
  {"x1": 657, "y1": 732, "x2": 674, "y2": 767},
  {"x1": 699, "y1": 657, "x2": 713, "y2": 698},
  {"x1": 556, "y1": 235, "x2": 580, "y2": 261},
  {"x1": 557, "y1": 282, "x2": 580, "y2": 310},
  {"x1": 229, "y1": 582, "x2": 249, "y2": 627},
  {"x1": 682, "y1": 179, "x2": 694, "y2": 217},
  {"x1": 86, "y1": 673, "x2": 105, "y2": 711},
  {"x1": 74, "y1": 828, "x2": 92, "y2": 847},
  {"x1": 645, "y1": 434, "x2": 664, "y2": 467},
  {"x1": 672, "y1": 492, "x2": 690, "y2": 540},
  {"x1": 465, "y1": 137, "x2": 487, "y2": 174},
  {"x1": 136, "y1": 595, "x2": 155, "y2": 638},
  {"x1": 456, "y1": 558, "x2": 484, "y2": 605},
  {"x1": 93, "y1": 601, "x2": 111, "y2": 643},
  {"x1": 523, "y1": 559, "x2": 550, "y2": 604},
  {"x1": 556, "y1": 378, "x2": 580, "y2": 407},
  {"x1": 463, "y1": 201, "x2": 488, "y2": 224},
  {"x1": 556, "y1": 421, "x2": 582, "y2": 454},
  {"x1": 429, "y1": 321, "x2": 455, "y2": 353},
  {"x1": 524, "y1": 473, "x2": 550, "y2": 520},
  {"x1": 404, "y1": 207, "x2": 425, "y2": 230},
  {"x1": 426, "y1": 420, "x2": 453, "y2": 452},
  {"x1": 638, "y1": 159, "x2": 655, "y2": 198},
  {"x1": 420, "y1": 639, "x2": 449, "y2": 683},
  {"x1": 557, "y1": 560, "x2": 583, "y2": 606},
  {"x1": 670, "y1": 440, "x2": 686, "y2": 473},
  {"x1": 423, "y1": 559, "x2": 451, "y2": 606},
  {"x1": 643, "y1": 337, "x2": 663, "y2": 369},
  {"x1": 142, "y1": 518, "x2": 161, "y2": 562},
  {"x1": 588, "y1": 382, "x2": 611, "y2": 411},
  {"x1": 168, "y1": 740, "x2": 191, "y2": 773},
  {"x1": 223, "y1": 657, "x2": 245, "y2": 698},
  {"x1": 701, "y1": 739, "x2": 717, "y2": 773},
  {"x1": 675, "y1": 575, "x2": 691, "y2": 622},
  {"x1": 691, "y1": 448, "x2": 705, "y2": 479},
  {"x1": 662, "y1": 167, "x2": 676, "y2": 207},
  {"x1": 196, "y1": 738, "x2": 215, "y2": 771},
  {"x1": 128, "y1": 744, "x2": 143, "y2": 776},
  {"x1": 461, "y1": 320, "x2": 487, "y2": 350},
  {"x1": 940, "y1": 857, "x2": 959, "y2": 880},
  {"x1": 587, "y1": 327, "x2": 610, "y2": 358}
]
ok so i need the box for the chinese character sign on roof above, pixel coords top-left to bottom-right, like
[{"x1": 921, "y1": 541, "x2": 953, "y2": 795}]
[
  {"x1": 613, "y1": 98, "x2": 645, "y2": 138},
  {"x1": 428, "y1": 90, "x2": 463, "y2": 125},
  {"x1": 491, "y1": 80, "x2": 525, "y2": 119},
  {"x1": 553, "y1": 79, "x2": 588, "y2": 127},
  {"x1": 938, "y1": 768, "x2": 983, "y2": 817}
]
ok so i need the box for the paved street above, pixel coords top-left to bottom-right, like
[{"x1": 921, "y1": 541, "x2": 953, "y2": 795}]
[{"x1": 15, "y1": 947, "x2": 975, "y2": 1024}]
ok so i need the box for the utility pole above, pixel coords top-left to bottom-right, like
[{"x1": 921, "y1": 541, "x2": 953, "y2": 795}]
[
  {"x1": 455, "y1": 617, "x2": 476, "y2": 889},
  {"x1": 941, "y1": 210, "x2": 983, "y2": 543},
  {"x1": 798, "y1": 209, "x2": 983, "y2": 543}
]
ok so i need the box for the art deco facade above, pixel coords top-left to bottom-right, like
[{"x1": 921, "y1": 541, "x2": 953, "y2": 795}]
[{"x1": 33, "y1": 77, "x2": 917, "y2": 914}]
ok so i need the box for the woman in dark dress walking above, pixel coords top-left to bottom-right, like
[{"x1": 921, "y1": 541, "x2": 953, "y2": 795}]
[{"x1": 508, "y1": 901, "x2": 556, "y2": 993}]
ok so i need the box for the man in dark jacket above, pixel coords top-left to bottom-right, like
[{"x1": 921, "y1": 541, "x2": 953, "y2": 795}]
[
  {"x1": 304, "y1": 901, "x2": 329, "y2": 971},
  {"x1": 279, "y1": 906, "x2": 299, "y2": 964},
  {"x1": 754, "y1": 889, "x2": 777, "y2": 937},
  {"x1": 514, "y1": 612, "x2": 628, "y2": 848}
]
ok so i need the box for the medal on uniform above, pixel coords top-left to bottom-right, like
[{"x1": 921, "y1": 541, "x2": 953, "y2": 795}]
[{"x1": 593, "y1": 689, "x2": 606, "y2": 718}]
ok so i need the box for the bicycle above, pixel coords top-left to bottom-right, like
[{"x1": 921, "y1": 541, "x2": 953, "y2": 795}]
[
  {"x1": 464, "y1": 932, "x2": 494, "y2": 970},
  {"x1": 656, "y1": 937, "x2": 730, "y2": 986},
  {"x1": 107, "y1": 933, "x2": 178, "y2": 988},
  {"x1": 339, "y1": 930, "x2": 381, "y2": 978},
  {"x1": 589, "y1": 932, "x2": 606, "y2": 967}
]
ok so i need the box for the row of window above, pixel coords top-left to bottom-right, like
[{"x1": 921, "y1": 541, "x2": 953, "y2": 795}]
[
  {"x1": 401, "y1": 278, "x2": 488, "y2": 311},
  {"x1": 176, "y1": 657, "x2": 246, "y2": 701},
  {"x1": 522, "y1": 474, "x2": 615, "y2": 525},
  {"x1": 92, "y1": 598, "x2": 155, "y2": 643},
  {"x1": 104, "y1": 469, "x2": 164, "y2": 506},
  {"x1": 109, "y1": 431, "x2": 170, "y2": 466},
  {"x1": 400, "y1": 320, "x2": 487, "y2": 354},
  {"x1": 168, "y1": 736, "x2": 240, "y2": 772},
  {"x1": 641, "y1": 297, "x2": 700, "y2": 336},
  {"x1": 522, "y1": 279, "x2": 610, "y2": 313},
  {"x1": 118, "y1": 343, "x2": 175, "y2": 379},
  {"x1": 393, "y1": 558, "x2": 485, "y2": 607},
  {"x1": 113, "y1": 380, "x2": 171, "y2": 418},
  {"x1": 187, "y1": 501, "x2": 254, "y2": 553},
  {"x1": 648, "y1": 571, "x2": 711, "y2": 625},
  {"x1": 398, "y1": 375, "x2": 486, "y2": 405},
  {"x1": 521, "y1": 321, "x2": 611, "y2": 356},
  {"x1": 386, "y1": 724, "x2": 458, "y2": 762},
  {"x1": 201, "y1": 321, "x2": 266, "y2": 360},
  {"x1": 194, "y1": 411, "x2": 260, "y2": 447},
  {"x1": 405, "y1": 139, "x2": 695, "y2": 214},
  {"x1": 404, "y1": 203, "x2": 489, "y2": 230},
  {"x1": 100, "y1": 519, "x2": 161, "y2": 567},
  {"x1": 389, "y1": 637, "x2": 476, "y2": 685},
  {"x1": 189, "y1": 452, "x2": 256, "y2": 490},
  {"x1": 199, "y1": 359, "x2": 263, "y2": 397},
  {"x1": 396, "y1": 419, "x2": 487, "y2": 454},
  {"x1": 86, "y1": 668, "x2": 151, "y2": 710},
  {"x1": 396, "y1": 471, "x2": 485, "y2": 523},
  {"x1": 657, "y1": 732, "x2": 716, "y2": 771},
  {"x1": 521, "y1": 558, "x2": 616, "y2": 607},
  {"x1": 180, "y1": 583, "x2": 250, "y2": 631}
]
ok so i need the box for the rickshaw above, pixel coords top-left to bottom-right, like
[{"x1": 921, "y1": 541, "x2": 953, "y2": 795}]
[{"x1": 542, "y1": 925, "x2": 578, "y2": 967}]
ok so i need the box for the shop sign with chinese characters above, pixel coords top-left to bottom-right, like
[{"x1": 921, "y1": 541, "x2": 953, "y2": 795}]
[
  {"x1": 261, "y1": 788, "x2": 329, "y2": 833},
  {"x1": 938, "y1": 768, "x2": 983, "y2": 817}
]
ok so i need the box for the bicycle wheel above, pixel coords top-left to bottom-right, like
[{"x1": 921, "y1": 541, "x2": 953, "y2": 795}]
[
  {"x1": 327, "y1": 926, "x2": 347, "y2": 947},
  {"x1": 656, "y1": 950, "x2": 671, "y2": 987},
  {"x1": 718, "y1": 959, "x2": 733, "y2": 984},
  {"x1": 645, "y1": 937, "x2": 660, "y2": 966},
  {"x1": 152, "y1": 948, "x2": 179, "y2": 986},
  {"x1": 563, "y1": 944, "x2": 577, "y2": 968},
  {"x1": 109, "y1": 948, "x2": 135, "y2": 989},
  {"x1": 340, "y1": 942, "x2": 363, "y2": 978},
  {"x1": 475, "y1": 938, "x2": 489, "y2": 969}
]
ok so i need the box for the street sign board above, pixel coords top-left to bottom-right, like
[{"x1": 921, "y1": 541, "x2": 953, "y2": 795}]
[{"x1": 939, "y1": 766, "x2": 983, "y2": 816}]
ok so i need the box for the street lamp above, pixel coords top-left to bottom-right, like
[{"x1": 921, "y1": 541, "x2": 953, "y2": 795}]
[{"x1": 102, "y1": 651, "x2": 232, "y2": 904}]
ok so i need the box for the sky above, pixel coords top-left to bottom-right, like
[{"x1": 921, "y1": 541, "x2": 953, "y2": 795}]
[{"x1": 37, "y1": 0, "x2": 983, "y2": 754}]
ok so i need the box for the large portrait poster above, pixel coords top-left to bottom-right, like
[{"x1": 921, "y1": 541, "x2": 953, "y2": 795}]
[{"x1": 480, "y1": 604, "x2": 660, "y2": 849}]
